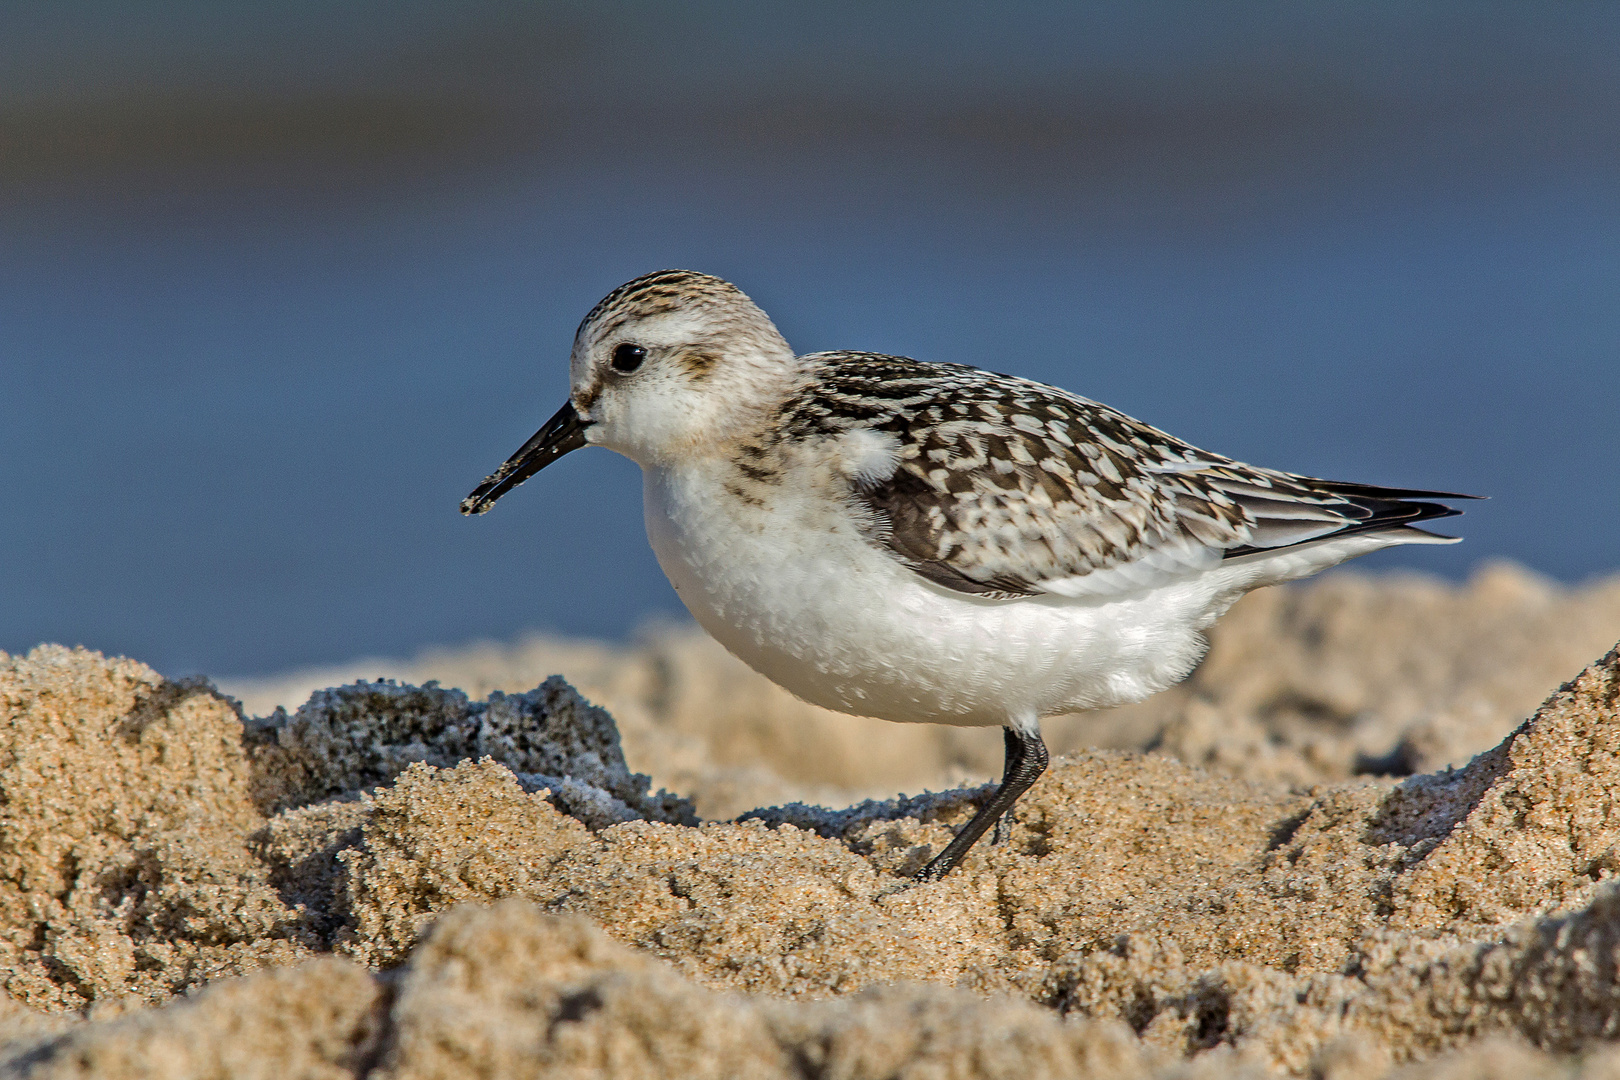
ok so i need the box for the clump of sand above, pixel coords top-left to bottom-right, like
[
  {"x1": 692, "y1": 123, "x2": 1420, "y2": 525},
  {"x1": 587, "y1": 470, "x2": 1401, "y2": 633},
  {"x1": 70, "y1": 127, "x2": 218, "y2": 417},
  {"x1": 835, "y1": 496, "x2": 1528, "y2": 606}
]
[{"x1": 3, "y1": 568, "x2": 1620, "y2": 1078}]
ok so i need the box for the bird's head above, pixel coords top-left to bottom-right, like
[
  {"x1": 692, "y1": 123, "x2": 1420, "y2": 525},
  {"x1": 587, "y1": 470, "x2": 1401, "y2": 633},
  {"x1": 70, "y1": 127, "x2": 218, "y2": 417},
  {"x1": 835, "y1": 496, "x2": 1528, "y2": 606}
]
[{"x1": 461, "y1": 270, "x2": 796, "y2": 515}]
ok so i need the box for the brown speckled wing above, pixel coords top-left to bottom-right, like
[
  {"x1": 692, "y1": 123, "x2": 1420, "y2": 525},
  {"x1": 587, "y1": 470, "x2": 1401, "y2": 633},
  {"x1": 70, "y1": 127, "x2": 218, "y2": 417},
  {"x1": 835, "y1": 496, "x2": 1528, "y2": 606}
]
[{"x1": 783, "y1": 353, "x2": 1466, "y2": 598}]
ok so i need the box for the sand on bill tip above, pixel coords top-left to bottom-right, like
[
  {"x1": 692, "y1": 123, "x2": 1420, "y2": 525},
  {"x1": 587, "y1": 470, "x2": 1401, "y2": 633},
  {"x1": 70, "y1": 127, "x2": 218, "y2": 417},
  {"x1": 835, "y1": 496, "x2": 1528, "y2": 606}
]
[{"x1": 2, "y1": 562, "x2": 1620, "y2": 1078}]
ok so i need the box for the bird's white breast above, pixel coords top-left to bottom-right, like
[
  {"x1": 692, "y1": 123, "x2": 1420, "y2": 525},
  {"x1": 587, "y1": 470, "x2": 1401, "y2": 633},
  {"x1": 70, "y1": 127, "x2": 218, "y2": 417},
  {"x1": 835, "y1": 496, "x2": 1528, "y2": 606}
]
[{"x1": 639, "y1": 452, "x2": 1371, "y2": 727}]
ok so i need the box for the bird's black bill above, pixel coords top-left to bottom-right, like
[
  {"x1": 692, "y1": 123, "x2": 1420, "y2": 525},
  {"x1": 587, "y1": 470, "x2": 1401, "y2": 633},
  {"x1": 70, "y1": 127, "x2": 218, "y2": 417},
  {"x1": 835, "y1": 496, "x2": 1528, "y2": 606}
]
[{"x1": 459, "y1": 400, "x2": 588, "y2": 516}]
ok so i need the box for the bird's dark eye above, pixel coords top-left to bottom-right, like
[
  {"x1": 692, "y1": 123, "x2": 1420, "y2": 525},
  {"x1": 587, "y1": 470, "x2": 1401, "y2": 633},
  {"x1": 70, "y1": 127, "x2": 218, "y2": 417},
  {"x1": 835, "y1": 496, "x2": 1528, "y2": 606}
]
[{"x1": 610, "y1": 342, "x2": 647, "y2": 373}]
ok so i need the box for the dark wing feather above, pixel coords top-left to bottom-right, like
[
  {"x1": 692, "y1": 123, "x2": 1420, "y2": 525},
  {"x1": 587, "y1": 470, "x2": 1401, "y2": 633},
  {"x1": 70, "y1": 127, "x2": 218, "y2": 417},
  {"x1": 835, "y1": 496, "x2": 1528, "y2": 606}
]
[
  {"x1": 1218, "y1": 478, "x2": 1468, "y2": 560},
  {"x1": 860, "y1": 466, "x2": 1044, "y2": 596}
]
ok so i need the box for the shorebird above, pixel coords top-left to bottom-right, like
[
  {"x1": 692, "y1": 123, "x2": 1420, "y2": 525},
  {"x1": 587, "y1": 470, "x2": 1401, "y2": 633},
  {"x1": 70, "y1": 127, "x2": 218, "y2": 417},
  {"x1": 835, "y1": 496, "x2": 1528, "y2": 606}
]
[{"x1": 461, "y1": 270, "x2": 1473, "y2": 882}]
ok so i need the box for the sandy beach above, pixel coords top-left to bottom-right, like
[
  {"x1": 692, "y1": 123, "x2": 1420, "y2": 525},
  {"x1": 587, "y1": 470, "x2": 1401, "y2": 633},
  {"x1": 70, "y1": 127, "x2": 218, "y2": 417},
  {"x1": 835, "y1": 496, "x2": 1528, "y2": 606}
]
[{"x1": 4, "y1": 562, "x2": 1620, "y2": 1078}]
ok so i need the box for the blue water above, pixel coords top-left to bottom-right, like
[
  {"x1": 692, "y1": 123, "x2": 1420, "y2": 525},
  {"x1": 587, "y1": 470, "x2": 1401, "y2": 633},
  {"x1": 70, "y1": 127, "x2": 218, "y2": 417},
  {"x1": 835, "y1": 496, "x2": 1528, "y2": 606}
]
[
  {"x1": 5, "y1": 154, "x2": 1616, "y2": 678},
  {"x1": 3, "y1": 0, "x2": 1619, "y2": 677}
]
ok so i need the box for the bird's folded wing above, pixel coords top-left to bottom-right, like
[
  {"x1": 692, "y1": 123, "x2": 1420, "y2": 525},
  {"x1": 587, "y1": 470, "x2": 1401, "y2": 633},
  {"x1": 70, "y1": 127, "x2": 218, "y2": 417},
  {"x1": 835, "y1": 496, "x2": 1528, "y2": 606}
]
[{"x1": 806, "y1": 355, "x2": 1465, "y2": 600}]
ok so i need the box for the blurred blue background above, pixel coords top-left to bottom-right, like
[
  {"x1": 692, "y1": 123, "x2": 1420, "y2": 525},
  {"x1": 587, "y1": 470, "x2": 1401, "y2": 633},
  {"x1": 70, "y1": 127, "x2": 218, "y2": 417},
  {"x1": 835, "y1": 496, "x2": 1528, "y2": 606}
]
[{"x1": 3, "y1": 2, "x2": 1617, "y2": 678}]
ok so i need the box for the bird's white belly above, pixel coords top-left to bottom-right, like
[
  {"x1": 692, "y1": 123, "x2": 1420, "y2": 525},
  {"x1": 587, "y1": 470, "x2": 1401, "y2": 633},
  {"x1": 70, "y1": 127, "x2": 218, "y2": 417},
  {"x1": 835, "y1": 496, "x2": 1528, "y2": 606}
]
[{"x1": 642, "y1": 463, "x2": 1258, "y2": 726}]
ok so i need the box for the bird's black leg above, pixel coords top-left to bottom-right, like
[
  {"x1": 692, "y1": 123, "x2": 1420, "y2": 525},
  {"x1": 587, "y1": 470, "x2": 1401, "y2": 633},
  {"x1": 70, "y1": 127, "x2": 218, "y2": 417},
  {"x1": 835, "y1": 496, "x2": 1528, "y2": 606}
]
[
  {"x1": 914, "y1": 722, "x2": 1048, "y2": 882},
  {"x1": 992, "y1": 726, "x2": 1024, "y2": 846}
]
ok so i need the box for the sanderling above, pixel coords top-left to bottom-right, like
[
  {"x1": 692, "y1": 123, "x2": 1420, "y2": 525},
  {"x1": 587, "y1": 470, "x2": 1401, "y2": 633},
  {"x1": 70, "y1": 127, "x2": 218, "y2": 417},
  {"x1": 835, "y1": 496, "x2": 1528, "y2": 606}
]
[{"x1": 461, "y1": 269, "x2": 1475, "y2": 882}]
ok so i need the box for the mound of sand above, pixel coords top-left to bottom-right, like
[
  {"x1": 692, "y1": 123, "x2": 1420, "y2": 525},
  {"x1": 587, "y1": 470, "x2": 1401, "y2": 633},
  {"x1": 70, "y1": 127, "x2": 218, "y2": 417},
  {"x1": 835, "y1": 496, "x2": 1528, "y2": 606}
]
[{"x1": 3, "y1": 567, "x2": 1620, "y2": 1077}]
